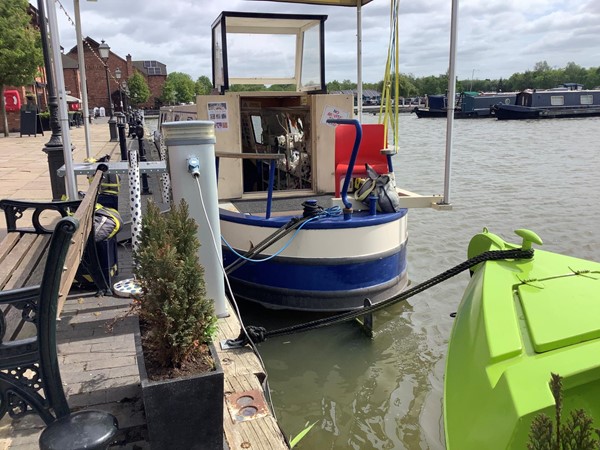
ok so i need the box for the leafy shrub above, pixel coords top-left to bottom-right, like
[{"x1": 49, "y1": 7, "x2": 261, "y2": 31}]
[
  {"x1": 134, "y1": 199, "x2": 217, "y2": 369},
  {"x1": 528, "y1": 373, "x2": 599, "y2": 450}
]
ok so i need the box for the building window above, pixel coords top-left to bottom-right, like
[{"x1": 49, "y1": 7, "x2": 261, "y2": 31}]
[
  {"x1": 143, "y1": 61, "x2": 163, "y2": 75},
  {"x1": 580, "y1": 94, "x2": 593, "y2": 105},
  {"x1": 550, "y1": 96, "x2": 564, "y2": 106}
]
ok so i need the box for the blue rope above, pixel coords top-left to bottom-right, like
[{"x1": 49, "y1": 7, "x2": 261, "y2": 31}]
[{"x1": 221, "y1": 206, "x2": 342, "y2": 263}]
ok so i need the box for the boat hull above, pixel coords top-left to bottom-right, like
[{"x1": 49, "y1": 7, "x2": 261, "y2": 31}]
[
  {"x1": 444, "y1": 230, "x2": 600, "y2": 449},
  {"x1": 220, "y1": 208, "x2": 409, "y2": 311},
  {"x1": 413, "y1": 107, "x2": 494, "y2": 119},
  {"x1": 494, "y1": 103, "x2": 542, "y2": 120},
  {"x1": 495, "y1": 103, "x2": 600, "y2": 120}
]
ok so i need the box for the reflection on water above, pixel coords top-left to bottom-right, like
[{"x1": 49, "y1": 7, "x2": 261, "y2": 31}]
[{"x1": 235, "y1": 115, "x2": 600, "y2": 449}]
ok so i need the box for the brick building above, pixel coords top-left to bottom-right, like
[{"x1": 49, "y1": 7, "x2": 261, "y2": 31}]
[
  {"x1": 1, "y1": 3, "x2": 167, "y2": 134},
  {"x1": 66, "y1": 37, "x2": 167, "y2": 113}
]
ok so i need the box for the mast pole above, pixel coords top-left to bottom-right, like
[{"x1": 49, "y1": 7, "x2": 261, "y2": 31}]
[
  {"x1": 356, "y1": 0, "x2": 363, "y2": 121},
  {"x1": 442, "y1": 0, "x2": 459, "y2": 205},
  {"x1": 73, "y1": 0, "x2": 92, "y2": 159}
]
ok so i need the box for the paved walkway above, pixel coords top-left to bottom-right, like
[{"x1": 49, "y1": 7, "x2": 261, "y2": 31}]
[
  {"x1": 0, "y1": 118, "x2": 150, "y2": 449},
  {"x1": 0, "y1": 117, "x2": 120, "y2": 206}
]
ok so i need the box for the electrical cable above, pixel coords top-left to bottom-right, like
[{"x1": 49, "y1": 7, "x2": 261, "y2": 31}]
[
  {"x1": 192, "y1": 175, "x2": 278, "y2": 420},
  {"x1": 221, "y1": 205, "x2": 341, "y2": 263}
]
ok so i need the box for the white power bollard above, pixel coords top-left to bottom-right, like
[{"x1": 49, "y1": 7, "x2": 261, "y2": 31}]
[{"x1": 162, "y1": 121, "x2": 228, "y2": 318}]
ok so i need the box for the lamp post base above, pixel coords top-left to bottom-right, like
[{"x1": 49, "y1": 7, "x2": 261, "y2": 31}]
[{"x1": 42, "y1": 143, "x2": 66, "y2": 200}]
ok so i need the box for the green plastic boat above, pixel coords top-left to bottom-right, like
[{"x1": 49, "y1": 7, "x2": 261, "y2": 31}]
[{"x1": 444, "y1": 228, "x2": 600, "y2": 449}]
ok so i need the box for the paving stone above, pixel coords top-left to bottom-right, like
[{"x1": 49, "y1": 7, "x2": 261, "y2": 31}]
[{"x1": 86, "y1": 356, "x2": 136, "y2": 371}]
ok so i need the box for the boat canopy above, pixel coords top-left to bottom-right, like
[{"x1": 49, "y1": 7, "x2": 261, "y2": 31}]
[
  {"x1": 248, "y1": 0, "x2": 373, "y2": 6},
  {"x1": 212, "y1": 11, "x2": 327, "y2": 93}
]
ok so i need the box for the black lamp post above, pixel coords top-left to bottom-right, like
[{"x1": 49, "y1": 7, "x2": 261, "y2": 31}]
[
  {"x1": 37, "y1": 0, "x2": 65, "y2": 200},
  {"x1": 98, "y1": 40, "x2": 117, "y2": 141},
  {"x1": 115, "y1": 67, "x2": 124, "y2": 112}
]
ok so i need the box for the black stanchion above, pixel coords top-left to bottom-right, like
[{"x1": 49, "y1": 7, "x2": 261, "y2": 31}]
[
  {"x1": 136, "y1": 123, "x2": 152, "y2": 195},
  {"x1": 116, "y1": 113, "x2": 127, "y2": 161}
]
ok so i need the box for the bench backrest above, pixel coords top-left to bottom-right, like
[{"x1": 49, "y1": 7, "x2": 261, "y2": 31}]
[{"x1": 57, "y1": 168, "x2": 105, "y2": 314}]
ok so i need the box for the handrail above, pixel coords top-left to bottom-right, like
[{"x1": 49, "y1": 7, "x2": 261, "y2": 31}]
[{"x1": 327, "y1": 118, "x2": 362, "y2": 209}]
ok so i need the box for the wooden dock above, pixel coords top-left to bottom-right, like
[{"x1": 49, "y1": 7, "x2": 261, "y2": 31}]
[{"x1": 217, "y1": 310, "x2": 289, "y2": 449}]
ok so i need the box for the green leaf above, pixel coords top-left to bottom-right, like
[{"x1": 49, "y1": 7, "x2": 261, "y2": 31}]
[{"x1": 290, "y1": 421, "x2": 317, "y2": 448}]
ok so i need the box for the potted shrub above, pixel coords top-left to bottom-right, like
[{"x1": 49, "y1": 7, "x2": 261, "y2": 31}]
[
  {"x1": 134, "y1": 199, "x2": 223, "y2": 450},
  {"x1": 39, "y1": 111, "x2": 50, "y2": 131}
]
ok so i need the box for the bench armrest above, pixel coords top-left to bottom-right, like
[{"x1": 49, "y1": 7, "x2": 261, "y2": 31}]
[{"x1": 0, "y1": 199, "x2": 82, "y2": 233}]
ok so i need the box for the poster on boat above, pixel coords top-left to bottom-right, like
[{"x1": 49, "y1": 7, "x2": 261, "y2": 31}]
[
  {"x1": 321, "y1": 105, "x2": 350, "y2": 126},
  {"x1": 207, "y1": 102, "x2": 229, "y2": 131}
]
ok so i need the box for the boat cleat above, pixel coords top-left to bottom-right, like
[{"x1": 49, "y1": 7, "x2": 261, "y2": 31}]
[{"x1": 514, "y1": 228, "x2": 543, "y2": 250}]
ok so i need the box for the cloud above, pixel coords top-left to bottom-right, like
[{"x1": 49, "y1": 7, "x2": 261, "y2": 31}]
[{"x1": 45, "y1": 0, "x2": 600, "y2": 85}]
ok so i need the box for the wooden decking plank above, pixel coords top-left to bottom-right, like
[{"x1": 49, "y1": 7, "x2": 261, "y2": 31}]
[
  {"x1": 223, "y1": 372, "x2": 288, "y2": 450},
  {"x1": 217, "y1": 308, "x2": 288, "y2": 450},
  {"x1": 216, "y1": 313, "x2": 265, "y2": 376}
]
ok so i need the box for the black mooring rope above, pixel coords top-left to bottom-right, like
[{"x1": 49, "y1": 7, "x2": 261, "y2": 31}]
[{"x1": 226, "y1": 248, "x2": 534, "y2": 347}]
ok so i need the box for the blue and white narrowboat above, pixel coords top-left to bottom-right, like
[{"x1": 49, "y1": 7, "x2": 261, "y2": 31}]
[{"x1": 159, "y1": 10, "x2": 446, "y2": 312}]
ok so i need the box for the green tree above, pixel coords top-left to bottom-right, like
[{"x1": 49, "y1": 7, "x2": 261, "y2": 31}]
[
  {"x1": 229, "y1": 84, "x2": 266, "y2": 92},
  {"x1": 327, "y1": 80, "x2": 342, "y2": 92},
  {"x1": 195, "y1": 75, "x2": 212, "y2": 95},
  {"x1": 160, "y1": 79, "x2": 176, "y2": 105},
  {"x1": 166, "y1": 72, "x2": 195, "y2": 103},
  {"x1": 128, "y1": 72, "x2": 150, "y2": 106},
  {"x1": 0, "y1": 0, "x2": 43, "y2": 136}
]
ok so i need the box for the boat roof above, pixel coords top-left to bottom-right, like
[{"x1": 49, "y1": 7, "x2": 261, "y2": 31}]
[
  {"x1": 248, "y1": 0, "x2": 373, "y2": 6},
  {"x1": 212, "y1": 11, "x2": 327, "y2": 33}
]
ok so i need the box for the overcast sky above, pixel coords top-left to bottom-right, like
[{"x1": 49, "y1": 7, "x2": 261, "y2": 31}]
[{"x1": 47, "y1": 0, "x2": 600, "y2": 84}]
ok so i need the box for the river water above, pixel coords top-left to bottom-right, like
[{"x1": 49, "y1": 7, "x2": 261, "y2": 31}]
[
  {"x1": 150, "y1": 113, "x2": 600, "y2": 449},
  {"x1": 236, "y1": 114, "x2": 600, "y2": 449}
]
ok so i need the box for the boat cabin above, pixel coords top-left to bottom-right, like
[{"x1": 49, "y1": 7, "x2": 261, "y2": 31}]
[
  {"x1": 462, "y1": 92, "x2": 516, "y2": 114},
  {"x1": 193, "y1": 12, "x2": 353, "y2": 200},
  {"x1": 516, "y1": 87, "x2": 600, "y2": 108}
]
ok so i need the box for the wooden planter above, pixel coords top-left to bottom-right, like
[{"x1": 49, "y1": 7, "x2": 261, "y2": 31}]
[{"x1": 134, "y1": 322, "x2": 224, "y2": 450}]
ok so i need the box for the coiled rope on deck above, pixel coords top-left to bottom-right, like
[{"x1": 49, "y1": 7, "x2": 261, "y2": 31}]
[{"x1": 227, "y1": 247, "x2": 534, "y2": 347}]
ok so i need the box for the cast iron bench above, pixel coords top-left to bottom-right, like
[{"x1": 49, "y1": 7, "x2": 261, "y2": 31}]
[
  {"x1": 0, "y1": 173, "x2": 113, "y2": 339},
  {"x1": 0, "y1": 165, "x2": 119, "y2": 449}
]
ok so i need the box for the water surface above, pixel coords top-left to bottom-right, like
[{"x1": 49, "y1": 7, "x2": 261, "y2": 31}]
[{"x1": 239, "y1": 114, "x2": 600, "y2": 449}]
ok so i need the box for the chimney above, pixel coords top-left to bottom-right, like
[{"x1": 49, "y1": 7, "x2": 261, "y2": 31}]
[{"x1": 126, "y1": 54, "x2": 133, "y2": 79}]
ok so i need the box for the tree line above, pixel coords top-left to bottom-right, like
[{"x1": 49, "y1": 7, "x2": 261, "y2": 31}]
[{"x1": 158, "y1": 61, "x2": 600, "y2": 106}]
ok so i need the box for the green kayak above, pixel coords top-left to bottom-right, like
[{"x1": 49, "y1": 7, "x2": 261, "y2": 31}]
[{"x1": 444, "y1": 228, "x2": 600, "y2": 449}]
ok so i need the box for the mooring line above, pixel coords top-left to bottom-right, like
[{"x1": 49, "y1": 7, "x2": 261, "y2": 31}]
[{"x1": 226, "y1": 248, "x2": 534, "y2": 347}]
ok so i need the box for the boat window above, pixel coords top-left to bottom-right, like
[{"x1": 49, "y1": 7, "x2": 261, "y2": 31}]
[
  {"x1": 580, "y1": 94, "x2": 593, "y2": 105},
  {"x1": 213, "y1": 23, "x2": 225, "y2": 92},
  {"x1": 251, "y1": 115, "x2": 264, "y2": 144},
  {"x1": 550, "y1": 96, "x2": 564, "y2": 106},
  {"x1": 300, "y1": 26, "x2": 321, "y2": 91},
  {"x1": 227, "y1": 33, "x2": 296, "y2": 80}
]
